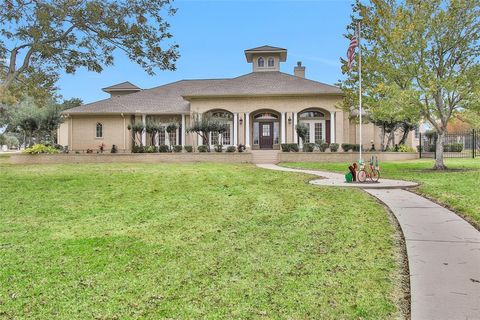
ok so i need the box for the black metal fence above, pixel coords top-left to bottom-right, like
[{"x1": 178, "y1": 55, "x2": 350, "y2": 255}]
[{"x1": 419, "y1": 129, "x2": 479, "y2": 159}]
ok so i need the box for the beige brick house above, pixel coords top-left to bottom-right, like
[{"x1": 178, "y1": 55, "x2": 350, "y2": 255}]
[{"x1": 59, "y1": 45, "x2": 418, "y2": 152}]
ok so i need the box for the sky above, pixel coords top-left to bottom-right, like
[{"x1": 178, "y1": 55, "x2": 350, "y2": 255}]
[{"x1": 57, "y1": 0, "x2": 354, "y2": 104}]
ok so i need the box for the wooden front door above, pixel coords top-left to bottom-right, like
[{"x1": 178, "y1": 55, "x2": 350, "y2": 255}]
[{"x1": 259, "y1": 122, "x2": 274, "y2": 149}]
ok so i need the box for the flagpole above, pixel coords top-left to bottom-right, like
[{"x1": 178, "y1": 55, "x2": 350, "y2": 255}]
[{"x1": 358, "y1": 21, "x2": 362, "y2": 163}]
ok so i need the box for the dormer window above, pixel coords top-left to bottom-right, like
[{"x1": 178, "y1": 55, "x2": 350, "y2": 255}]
[
  {"x1": 268, "y1": 57, "x2": 275, "y2": 67},
  {"x1": 257, "y1": 57, "x2": 265, "y2": 67}
]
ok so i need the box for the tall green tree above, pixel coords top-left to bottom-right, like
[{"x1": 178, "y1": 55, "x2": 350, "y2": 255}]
[
  {"x1": 2, "y1": 97, "x2": 80, "y2": 146},
  {"x1": 1, "y1": 0, "x2": 179, "y2": 105},
  {"x1": 341, "y1": 0, "x2": 480, "y2": 169}
]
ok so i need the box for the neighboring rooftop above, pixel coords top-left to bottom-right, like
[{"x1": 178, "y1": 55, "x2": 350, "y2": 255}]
[{"x1": 102, "y1": 81, "x2": 141, "y2": 93}]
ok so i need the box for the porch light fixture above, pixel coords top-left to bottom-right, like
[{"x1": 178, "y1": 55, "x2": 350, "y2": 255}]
[
  {"x1": 288, "y1": 116, "x2": 292, "y2": 124},
  {"x1": 239, "y1": 118, "x2": 243, "y2": 125}
]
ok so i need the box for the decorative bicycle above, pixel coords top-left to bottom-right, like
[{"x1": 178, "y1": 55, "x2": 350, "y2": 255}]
[{"x1": 357, "y1": 156, "x2": 380, "y2": 183}]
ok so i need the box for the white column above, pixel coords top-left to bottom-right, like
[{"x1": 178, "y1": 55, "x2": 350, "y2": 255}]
[
  {"x1": 245, "y1": 112, "x2": 250, "y2": 148},
  {"x1": 141, "y1": 114, "x2": 147, "y2": 146},
  {"x1": 181, "y1": 114, "x2": 186, "y2": 147},
  {"x1": 281, "y1": 112, "x2": 286, "y2": 144},
  {"x1": 233, "y1": 113, "x2": 238, "y2": 145},
  {"x1": 330, "y1": 111, "x2": 335, "y2": 143},
  {"x1": 293, "y1": 112, "x2": 298, "y2": 143}
]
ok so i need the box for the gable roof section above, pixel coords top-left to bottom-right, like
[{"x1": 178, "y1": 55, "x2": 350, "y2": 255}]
[
  {"x1": 63, "y1": 72, "x2": 342, "y2": 115},
  {"x1": 102, "y1": 81, "x2": 141, "y2": 92},
  {"x1": 64, "y1": 79, "x2": 225, "y2": 114}
]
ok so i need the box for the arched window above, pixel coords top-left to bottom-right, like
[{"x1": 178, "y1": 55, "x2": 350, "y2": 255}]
[
  {"x1": 299, "y1": 110, "x2": 325, "y2": 118},
  {"x1": 257, "y1": 57, "x2": 265, "y2": 67},
  {"x1": 268, "y1": 57, "x2": 275, "y2": 67},
  {"x1": 210, "y1": 111, "x2": 233, "y2": 120},
  {"x1": 253, "y1": 112, "x2": 278, "y2": 120},
  {"x1": 96, "y1": 123, "x2": 103, "y2": 138}
]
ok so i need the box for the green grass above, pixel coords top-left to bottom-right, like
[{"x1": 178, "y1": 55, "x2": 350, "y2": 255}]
[
  {"x1": 282, "y1": 159, "x2": 480, "y2": 227},
  {"x1": 0, "y1": 161, "x2": 404, "y2": 319}
]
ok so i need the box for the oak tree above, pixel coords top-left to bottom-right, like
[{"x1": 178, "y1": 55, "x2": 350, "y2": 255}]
[
  {"x1": 1, "y1": 0, "x2": 179, "y2": 105},
  {"x1": 340, "y1": 0, "x2": 480, "y2": 169}
]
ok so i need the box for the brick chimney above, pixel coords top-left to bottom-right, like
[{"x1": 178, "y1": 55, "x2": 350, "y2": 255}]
[{"x1": 294, "y1": 61, "x2": 305, "y2": 78}]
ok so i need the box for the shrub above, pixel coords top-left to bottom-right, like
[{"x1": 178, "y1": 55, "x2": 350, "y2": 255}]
[
  {"x1": 226, "y1": 146, "x2": 236, "y2": 152},
  {"x1": 158, "y1": 145, "x2": 170, "y2": 153},
  {"x1": 52, "y1": 143, "x2": 63, "y2": 150},
  {"x1": 445, "y1": 143, "x2": 463, "y2": 152},
  {"x1": 23, "y1": 144, "x2": 59, "y2": 155},
  {"x1": 145, "y1": 146, "x2": 158, "y2": 153},
  {"x1": 111, "y1": 144, "x2": 118, "y2": 153},
  {"x1": 214, "y1": 144, "x2": 223, "y2": 152},
  {"x1": 397, "y1": 144, "x2": 416, "y2": 152},
  {"x1": 341, "y1": 143, "x2": 360, "y2": 152},
  {"x1": 237, "y1": 144, "x2": 246, "y2": 152},
  {"x1": 341, "y1": 143, "x2": 351, "y2": 152},
  {"x1": 198, "y1": 145, "x2": 208, "y2": 152},
  {"x1": 330, "y1": 143, "x2": 339, "y2": 152},
  {"x1": 281, "y1": 143, "x2": 299, "y2": 152},
  {"x1": 184, "y1": 145, "x2": 193, "y2": 152},
  {"x1": 172, "y1": 145, "x2": 183, "y2": 152},
  {"x1": 316, "y1": 140, "x2": 329, "y2": 152},
  {"x1": 303, "y1": 143, "x2": 315, "y2": 152},
  {"x1": 428, "y1": 145, "x2": 436, "y2": 152},
  {"x1": 132, "y1": 145, "x2": 144, "y2": 153}
]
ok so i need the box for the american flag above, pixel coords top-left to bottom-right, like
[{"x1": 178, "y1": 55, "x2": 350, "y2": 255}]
[{"x1": 347, "y1": 35, "x2": 358, "y2": 70}]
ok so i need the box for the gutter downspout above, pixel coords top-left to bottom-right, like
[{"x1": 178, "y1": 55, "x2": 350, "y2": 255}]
[
  {"x1": 121, "y1": 113, "x2": 126, "y2": 151},
  {"x1": 67, "y1": 115, "x2": 73, "y2": 150}
]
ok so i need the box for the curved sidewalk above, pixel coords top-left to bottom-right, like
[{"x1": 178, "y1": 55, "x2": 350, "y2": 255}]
[{"x1": 257, "y1": 164, "x2": 480, "y2": 320}]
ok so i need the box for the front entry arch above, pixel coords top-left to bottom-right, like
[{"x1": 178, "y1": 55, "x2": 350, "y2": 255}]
[{"x1": 252, "y1": 110, "x2": 280, "y2": 150}]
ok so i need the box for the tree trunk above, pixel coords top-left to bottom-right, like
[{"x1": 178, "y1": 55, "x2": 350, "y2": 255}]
[
  {"x1": 379, "y1": 126, "x2": 385, "y2": 151},
  {"x1": 398, "y1": 128, "x2": 410, "y2": 145},
  {"x1": 433, "y1": 131, "x2": 447, "y2": 170},
  {"x1": 386, "y1": 131, "x2": 394, "y2": 149}
]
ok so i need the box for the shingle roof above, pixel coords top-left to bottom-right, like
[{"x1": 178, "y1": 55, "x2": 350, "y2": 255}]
[
  {"x1": 102, "y1": 81, "x2": 141, "y2": 92},
  {"x1": 63, "y1": 72, "x2": 342, "y2": 115},
  {"x1": 183, "y1": 72, "x2": 343, "y2": 98},
  {"x1": 244, "y1": 45, "x2": 287, "y2": 52}
]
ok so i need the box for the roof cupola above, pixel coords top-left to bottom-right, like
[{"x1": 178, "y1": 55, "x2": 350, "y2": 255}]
[{"x1": 244, "y1": 45, "x2": 287, "y2": 72}]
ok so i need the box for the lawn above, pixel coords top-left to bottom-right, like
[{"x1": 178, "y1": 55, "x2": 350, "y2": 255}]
[
  {"x1": 0, "y1": 161, "x2": 405, "y2": 319},
  {"x1": 282, "y1": 159, "x2": 480, "y2": 228}
]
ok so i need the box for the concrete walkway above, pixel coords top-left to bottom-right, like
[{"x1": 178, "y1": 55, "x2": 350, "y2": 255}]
[{"x1": 257, "y1": 164, "x2": 480, "y2": 320}]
